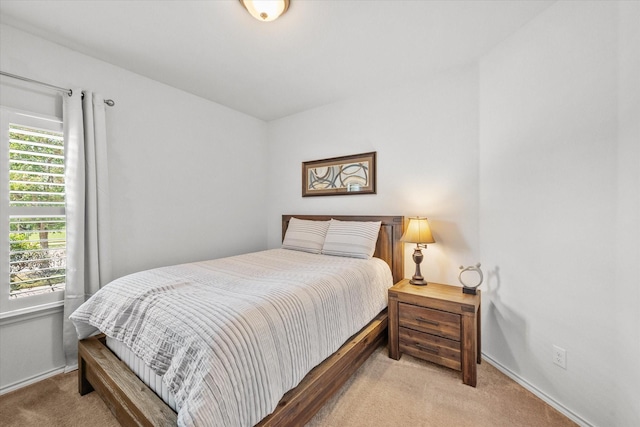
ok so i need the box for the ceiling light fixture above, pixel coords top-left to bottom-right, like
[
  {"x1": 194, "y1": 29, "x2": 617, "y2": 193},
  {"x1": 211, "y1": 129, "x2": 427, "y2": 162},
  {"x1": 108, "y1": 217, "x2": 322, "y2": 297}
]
[{"x1": 239, "y1": 0, "x2": 290, "y2": 22}]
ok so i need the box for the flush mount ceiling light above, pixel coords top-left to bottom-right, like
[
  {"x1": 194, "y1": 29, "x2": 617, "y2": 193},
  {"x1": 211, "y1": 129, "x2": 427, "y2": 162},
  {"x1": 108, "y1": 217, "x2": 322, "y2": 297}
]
[{"x1": 239, "y1": 0, "x2": 290, "y2": 22}]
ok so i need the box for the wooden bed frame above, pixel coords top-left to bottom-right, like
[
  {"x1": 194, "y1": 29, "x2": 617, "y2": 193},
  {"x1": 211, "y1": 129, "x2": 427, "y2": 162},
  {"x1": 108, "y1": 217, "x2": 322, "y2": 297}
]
[{"x1": 78, "y1": 215, "x2": 405, "y2": 426}]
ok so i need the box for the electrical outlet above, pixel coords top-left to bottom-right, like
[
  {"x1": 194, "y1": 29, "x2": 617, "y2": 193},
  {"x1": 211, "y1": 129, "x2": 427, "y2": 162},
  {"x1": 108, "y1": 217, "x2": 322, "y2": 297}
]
[{"x1": 553, "y1": 345, "x2": 566, "y2": 369}]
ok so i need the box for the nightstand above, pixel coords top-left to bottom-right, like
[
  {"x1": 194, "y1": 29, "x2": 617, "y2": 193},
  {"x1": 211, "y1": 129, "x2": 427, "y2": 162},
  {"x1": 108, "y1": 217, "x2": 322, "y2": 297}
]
[{"x1": 388, "y1": 279, "x2": 481, "y2": 387}]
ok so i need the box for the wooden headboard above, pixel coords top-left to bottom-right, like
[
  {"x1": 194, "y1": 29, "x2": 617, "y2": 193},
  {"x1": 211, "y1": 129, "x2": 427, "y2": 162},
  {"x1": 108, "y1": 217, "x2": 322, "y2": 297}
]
[{"x1": 282, "y1": 215, "x2": 405, "y2": 284}]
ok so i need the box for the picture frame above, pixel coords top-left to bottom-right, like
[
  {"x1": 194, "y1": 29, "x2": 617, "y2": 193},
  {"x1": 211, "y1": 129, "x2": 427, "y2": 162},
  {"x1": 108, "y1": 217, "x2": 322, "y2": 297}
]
[{"x1": 302, "y1": 151, "x2": 376, "y2": 197}]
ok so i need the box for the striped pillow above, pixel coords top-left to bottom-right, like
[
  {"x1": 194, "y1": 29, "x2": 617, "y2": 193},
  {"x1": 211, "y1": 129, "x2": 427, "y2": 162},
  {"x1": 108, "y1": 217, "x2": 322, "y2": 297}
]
[
  {"x1": 321, "y1": 219, "x2": 382, "y2": 259},
  {"x1": 282, "y1": 217, "x2": 330, "y2": 254}
]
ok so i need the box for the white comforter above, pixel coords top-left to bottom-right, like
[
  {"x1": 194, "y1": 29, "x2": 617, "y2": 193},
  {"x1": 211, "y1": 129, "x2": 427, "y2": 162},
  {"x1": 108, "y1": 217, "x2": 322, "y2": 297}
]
[{"x1": 70, "y1": 248, "x2": 393, "y2": 427}]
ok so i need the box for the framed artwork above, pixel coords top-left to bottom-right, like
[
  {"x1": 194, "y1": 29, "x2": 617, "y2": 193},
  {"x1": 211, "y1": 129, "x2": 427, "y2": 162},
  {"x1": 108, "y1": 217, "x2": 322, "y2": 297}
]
[{"x1": 302, "y1": 151, "x2": 376, "y2": 197}]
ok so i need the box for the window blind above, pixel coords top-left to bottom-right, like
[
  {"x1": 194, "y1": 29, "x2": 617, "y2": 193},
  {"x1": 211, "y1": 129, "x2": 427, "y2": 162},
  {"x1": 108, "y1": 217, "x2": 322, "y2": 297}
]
[{"x1": 7, "y1": 123, "x2": 66, "y2": 298}]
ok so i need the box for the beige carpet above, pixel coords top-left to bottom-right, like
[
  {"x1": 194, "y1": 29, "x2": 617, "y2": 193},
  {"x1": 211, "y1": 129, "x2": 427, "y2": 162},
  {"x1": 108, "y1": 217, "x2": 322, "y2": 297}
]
[
  {"x1": 308, "y1": 347, "x2": 576, "y2": 427},
  {"x1": 0, "y1": 347, "x2": 576, "y2": 426},
  {"x1": 0, "y1": 371, "x2": 120, "y2": 427}
]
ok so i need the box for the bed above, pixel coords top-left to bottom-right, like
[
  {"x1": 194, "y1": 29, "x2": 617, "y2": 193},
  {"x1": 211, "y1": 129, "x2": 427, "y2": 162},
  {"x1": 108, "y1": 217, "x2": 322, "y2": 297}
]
[{"x1": 74, "y1": 214, "x2": 405, "y2": 426}]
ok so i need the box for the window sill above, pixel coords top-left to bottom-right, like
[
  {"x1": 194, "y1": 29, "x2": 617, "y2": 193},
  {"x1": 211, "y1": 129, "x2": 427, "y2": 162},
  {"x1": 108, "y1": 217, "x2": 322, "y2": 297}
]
[{"x1": 0, "y1": 300, "x2": 64, "y2": 326}]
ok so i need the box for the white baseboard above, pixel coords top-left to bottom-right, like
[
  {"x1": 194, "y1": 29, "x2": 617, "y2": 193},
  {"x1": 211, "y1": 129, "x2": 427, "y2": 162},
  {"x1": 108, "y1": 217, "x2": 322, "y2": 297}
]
[
  {"x1": 0, "y1": 366, "x2": 66, "y2": 395},
  {"x1": 482, "y1": 353, "x2": 593, "y2": 427}
]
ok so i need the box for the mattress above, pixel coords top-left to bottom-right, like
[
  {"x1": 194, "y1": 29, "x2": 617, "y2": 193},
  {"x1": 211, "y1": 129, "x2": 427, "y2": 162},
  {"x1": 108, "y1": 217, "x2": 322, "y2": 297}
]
[{"x1": 71, "y1": 248, "x2": 393, "y2": 427}]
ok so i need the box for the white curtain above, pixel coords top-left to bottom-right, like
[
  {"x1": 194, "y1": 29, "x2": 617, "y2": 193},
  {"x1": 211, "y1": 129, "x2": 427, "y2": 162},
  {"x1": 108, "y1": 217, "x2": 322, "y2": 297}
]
[{"x1": 62, "y1": 90, "x2": 113, "y2": 370}]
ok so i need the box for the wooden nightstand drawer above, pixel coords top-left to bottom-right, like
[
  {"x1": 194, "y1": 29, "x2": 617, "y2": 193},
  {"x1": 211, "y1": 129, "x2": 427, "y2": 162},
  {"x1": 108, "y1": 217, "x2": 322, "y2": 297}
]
[
  {"x1": 399, "y1": 327, "x2": 461, "y2": 371},
  {"x1": 398, "y1": 302, "x2": 461, "y2": 341}
]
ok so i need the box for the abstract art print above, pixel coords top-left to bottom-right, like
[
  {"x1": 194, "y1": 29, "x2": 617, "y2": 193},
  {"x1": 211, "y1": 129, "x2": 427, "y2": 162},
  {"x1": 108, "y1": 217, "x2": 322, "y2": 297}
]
[{"x1": 302, "y1": 152, "x2": 376, "y2": 197}]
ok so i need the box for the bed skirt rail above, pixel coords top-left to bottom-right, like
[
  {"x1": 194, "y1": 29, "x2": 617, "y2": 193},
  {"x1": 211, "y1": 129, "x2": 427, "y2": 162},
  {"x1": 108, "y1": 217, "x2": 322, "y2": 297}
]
[
  {"x1": 78, "y1": 334, "x2": 177, "y2": 426},
  {"x1": 78, "y1": 309, "x2": 388, "y2": 427}
]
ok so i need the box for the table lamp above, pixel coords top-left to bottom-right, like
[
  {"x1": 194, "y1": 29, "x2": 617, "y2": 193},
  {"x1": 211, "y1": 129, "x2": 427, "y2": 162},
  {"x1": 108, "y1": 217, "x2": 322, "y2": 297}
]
[{"x1": 401, "y1": 217, "x2": 435, "y2": 286}]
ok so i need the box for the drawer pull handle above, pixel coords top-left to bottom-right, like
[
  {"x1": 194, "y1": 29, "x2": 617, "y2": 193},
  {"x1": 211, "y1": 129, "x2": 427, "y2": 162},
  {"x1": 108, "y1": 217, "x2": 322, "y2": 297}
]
[
  {"x1": 416, "y1": 317, "x2": 439, "y2": 326},
  {"x1": 416, "y1": 343, "x2": 439, "y2": 354}
]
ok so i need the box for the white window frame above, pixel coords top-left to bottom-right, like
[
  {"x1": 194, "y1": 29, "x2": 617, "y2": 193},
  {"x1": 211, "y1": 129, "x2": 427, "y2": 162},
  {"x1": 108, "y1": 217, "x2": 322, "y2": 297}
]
[{"x1": 0, "y1": 107, "x2": 65, "y2": 315}]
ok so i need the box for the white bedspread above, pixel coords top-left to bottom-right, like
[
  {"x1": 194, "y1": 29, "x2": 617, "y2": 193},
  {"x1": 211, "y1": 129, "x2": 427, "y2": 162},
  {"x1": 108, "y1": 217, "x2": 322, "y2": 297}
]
[{"x1": 70, "y1": 248, "x2": 392, "y2": 427}]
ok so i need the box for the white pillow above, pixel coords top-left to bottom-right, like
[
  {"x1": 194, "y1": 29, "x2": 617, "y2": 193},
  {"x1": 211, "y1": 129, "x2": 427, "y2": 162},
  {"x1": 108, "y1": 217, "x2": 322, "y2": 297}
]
[
  {"x1": 282, "y1": 217, "x2": 330, "y2": 254},
  {"x1": 321, "y1": 219, "x2": 381, "y2": 259}
]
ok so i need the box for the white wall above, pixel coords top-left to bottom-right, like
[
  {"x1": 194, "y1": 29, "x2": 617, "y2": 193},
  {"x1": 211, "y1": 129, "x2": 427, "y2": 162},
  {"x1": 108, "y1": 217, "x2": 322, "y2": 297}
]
[
  {"x1": 0, "y1": 24, "x2": 268, "y2": 392},
  {"x1": 478, "y1": 2, "x2": 639, "y2": 426},
  {"x1": 615, "y1": 2, "x2": 640, "y2": 425},
  {"x1": 266, "y1": 64, "x2": 481, "y2": 285}
]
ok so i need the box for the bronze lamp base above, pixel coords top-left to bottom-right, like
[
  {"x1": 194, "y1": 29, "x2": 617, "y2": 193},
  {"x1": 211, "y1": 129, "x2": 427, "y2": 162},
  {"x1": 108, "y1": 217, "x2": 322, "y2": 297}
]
[{"x1": 409, "y1": 246, "x2": 428, "y2": 286}]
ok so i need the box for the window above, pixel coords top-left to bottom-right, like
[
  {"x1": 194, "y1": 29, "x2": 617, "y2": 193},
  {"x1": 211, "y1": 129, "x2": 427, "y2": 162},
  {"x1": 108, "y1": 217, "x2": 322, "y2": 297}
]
[{"x1": 1, "y1": 108, "x2": 66, "y2": 313}]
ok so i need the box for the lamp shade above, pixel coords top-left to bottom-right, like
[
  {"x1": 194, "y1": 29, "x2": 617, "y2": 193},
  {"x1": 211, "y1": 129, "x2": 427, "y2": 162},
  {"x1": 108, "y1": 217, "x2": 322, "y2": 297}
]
[
  {"x1": 240, "y1": 0, "x2": 290, "y2": 22},
  {"x1": 401, "y1": 217, "x2": 435, "y2": 244}
]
